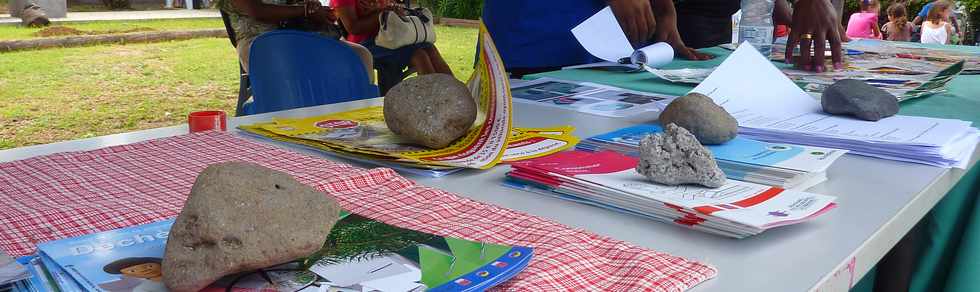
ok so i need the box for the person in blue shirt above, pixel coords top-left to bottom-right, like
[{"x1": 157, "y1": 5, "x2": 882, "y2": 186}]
[
  {"x1": 482, "y1": 0, "x2": 711, "y2": 77},
  {"x1": 913, "y1": 2, "x2": 936, "y2": 25}
]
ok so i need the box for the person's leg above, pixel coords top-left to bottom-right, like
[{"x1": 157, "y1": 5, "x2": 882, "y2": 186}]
[
  {"x1": 410, "y1": 47, "x2": 436, "y2": 74},
  {"x1": 236, "y1": 37, "x2": 254, "y2": 73},
  {"x1": 423, "y1": 46, "x2": 454, "y2": 76},
  {"x1": 344, "y1": 40, "x2": 375, "y2": 83}
]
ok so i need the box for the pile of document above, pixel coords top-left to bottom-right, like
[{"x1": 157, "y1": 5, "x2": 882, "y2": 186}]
[
  {"x1": 0, "y1": 251, "x2": 30, "y2": 292},
  {"x1": 692, "y1": 43, "x2": 979, "y2": 168},
  {"x1": 577, "y1": 124, "x2": 847, "y2": 189},
  {"x1": 506, "y1": 150, "x2": 838, "y2": 238}
]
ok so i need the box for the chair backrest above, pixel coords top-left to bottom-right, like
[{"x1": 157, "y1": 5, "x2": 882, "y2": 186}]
[{"x1": 246, "y1": 30, "x2": 379, "y2": 115}]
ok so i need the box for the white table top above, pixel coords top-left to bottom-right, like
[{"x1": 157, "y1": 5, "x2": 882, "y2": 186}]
[{"x1": 2, "y1": 98, "x2": 977, "y2": 292}]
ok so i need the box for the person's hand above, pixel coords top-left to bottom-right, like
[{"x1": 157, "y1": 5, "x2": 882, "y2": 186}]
[
  {"x1": 786, "y1": 0, "x2": 843, "y2": 72},
  {"x1": 608, "y1": 0, "x2": 656, "y2": 47},
  {"x1": 310, "y1": 6, "x2": 337, "y2": 23},
  {"x1": 650, "y1": 0, "x2": 713, "y2": 60}
]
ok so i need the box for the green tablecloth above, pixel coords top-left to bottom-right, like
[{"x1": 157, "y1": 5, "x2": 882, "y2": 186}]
[{"x1": 529, "y1": 45, "x2": 980, "y2": 292}]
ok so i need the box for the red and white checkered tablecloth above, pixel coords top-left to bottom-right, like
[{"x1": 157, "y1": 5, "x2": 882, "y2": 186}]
[{"x1": 0, "y1": 131, "x2": 716, "y2": 291}]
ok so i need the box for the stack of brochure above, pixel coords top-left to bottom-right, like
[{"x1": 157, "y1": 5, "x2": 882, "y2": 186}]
[
  {"x1": 1, "y1": 252, "x2": 31, "y2": 292},
  {"x1": 506, "y1": 150, "x2": 837, "y2": 238},
  {"x1": 693, "y1": 43, "x2": 980, "y2": 169},
  {"x1": 577, "y1": 124, "x2": 847, "y2": 189},
  {"x1": 11, "y1": 213, "x2": 533, "y2": 292}
]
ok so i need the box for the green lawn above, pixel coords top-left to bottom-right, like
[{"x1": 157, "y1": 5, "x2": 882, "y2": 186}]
[
  {"x1": 0, "y1": 18, "x2": 226, "y2": 40},
  {"x1": 0, "y1": 22, "x2": 478, "y2": 149}
]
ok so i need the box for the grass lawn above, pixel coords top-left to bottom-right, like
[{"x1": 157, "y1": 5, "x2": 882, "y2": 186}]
[
  {"x1": 0, "y1": 23, "x2": 478, "y2": 150},
  {"x1": 0, "y1": 18, "x2": 226, "y2": 40}
]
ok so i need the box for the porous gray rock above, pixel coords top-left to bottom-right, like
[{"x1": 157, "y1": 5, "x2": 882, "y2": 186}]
[
  {"x1": 659, "y1": 93, "x2": 738, "y2": 144},
  {"x1": 384, "y1": 73, "x2": 478, "y2": 149},
  {"x1": 636, "y1": 124, "x2": 726, "y2": 188},
  {"x1": 821, "y1": 79, "x2": 899, "y2": 121},
  {"x1": 162, "y1": 162, "x2": 340, "y2": 292}
]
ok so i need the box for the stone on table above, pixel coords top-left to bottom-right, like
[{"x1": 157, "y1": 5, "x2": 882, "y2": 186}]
[
  {"x1": 658, "y1": 92, "x2": 738, "y2": 145},
  {"x1": 383, "y1": 73, "x2": 478, "y2": 149},
  {"x1": 636, "y1": 123, "x2": 727, "y2": 188},
  {"x1": 162, "y1": 162, "x2": 341, "y2": 292},
  {"x1": 821, "y1": 79, "x2": 899, "y2": 121}
]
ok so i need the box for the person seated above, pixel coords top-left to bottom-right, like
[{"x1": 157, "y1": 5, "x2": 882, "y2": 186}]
[
  {"x1": 846, "y1": 0, "x2": 882, "y2": 39},
  {"x1": 216, "y1": 0, "x2": 374, "y2": 81},
  {"x1": 482, "y1": 0, "x2": 711, "y2": 78},
  {"x1": 882, "y1": 3, "x2": 912, "y2": 41},
  {"x1": 920, "y1": 1, "x2": 954, "y2": 45},
  {"x1": 333, "y1": 0, "x2": 453, "y2": 76}
]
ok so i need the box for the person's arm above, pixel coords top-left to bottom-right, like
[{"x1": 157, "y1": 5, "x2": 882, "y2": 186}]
[
  {"x1": 334, "y1": 3, "x2": 385, "y2": 35},
  {"x1": 650, "y1": 0, "x2": 712, "y2": 60},
  {"x1": 785, "y1": 0, "x2": 842, "y2": 72},
  {"x1": 230, "y1": 0, "x2": 306, "y2": 23},
  {"x1": 912, "y1": 15, "x2": 923, "y2": 25},
  {"x1": 872, "y1": 18, "x2": 882, "y2": 38},
  {"x1": 608, "y1": 0, "x2": 656, "y2": 47},
  {"x1": 946, "y1": 23, "x2": 954, "y2": 44},
  {"x1": 774, "y1": 0, "x2": 793, "y2": 26}
]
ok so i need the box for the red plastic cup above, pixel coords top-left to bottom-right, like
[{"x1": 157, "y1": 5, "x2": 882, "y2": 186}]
[{"x1": 188, "y1": 111, "x2": 227, "y2": 133}]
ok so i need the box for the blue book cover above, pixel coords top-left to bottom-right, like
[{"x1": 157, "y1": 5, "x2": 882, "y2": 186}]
[
  {"x1": 34, "y1": 214, "x2": 533, "y2": 292},
  {"x1": 584, "y1": 124, "x2": 846, "y2": 173}
]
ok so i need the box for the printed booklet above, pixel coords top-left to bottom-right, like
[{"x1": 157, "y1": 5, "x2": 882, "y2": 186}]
[
  {"x1": 507, "y1": 150, "x2": 837, "y2": 238},
  {"x1": 29, "y1": 212, "x2": 532, "y2": 292},
  {"x1": 577, "y1": 124, "x2": 848, "y2": 189}
]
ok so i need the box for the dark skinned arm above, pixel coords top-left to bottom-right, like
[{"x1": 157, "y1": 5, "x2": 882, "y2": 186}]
[
  {"x1": 335, "y1": 5, "x2": 384, "y2": 35},
  {"x1": 229, "y1": 0, "x2": 305, "y2": 23},
  {"x1": 774, "y1": 0, "x2": 792, "y2": 26}
]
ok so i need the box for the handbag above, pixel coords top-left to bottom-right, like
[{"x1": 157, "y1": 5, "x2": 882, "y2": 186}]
[{"x1": 375, "y1": 0, "x2": 436, "y2": 49}]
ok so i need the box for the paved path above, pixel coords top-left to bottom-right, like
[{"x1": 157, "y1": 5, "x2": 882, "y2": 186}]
[{"x1": 0, "y1": 9, "x2": 220, "y2": 25}]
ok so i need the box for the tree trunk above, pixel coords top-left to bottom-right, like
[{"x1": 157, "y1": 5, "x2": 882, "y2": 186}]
[{"x1": 0, "y1": 29, "x2": 226, "y2": 53}]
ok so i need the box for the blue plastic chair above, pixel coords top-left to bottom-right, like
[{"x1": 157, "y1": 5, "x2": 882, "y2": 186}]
[{"x1": 243, "y1": 30, "x2": 379, "y2": 115}]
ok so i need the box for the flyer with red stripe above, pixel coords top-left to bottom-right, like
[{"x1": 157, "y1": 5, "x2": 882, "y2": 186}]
[{"x1": 508, "y1": 150, "x2": 836, "y2": 237}]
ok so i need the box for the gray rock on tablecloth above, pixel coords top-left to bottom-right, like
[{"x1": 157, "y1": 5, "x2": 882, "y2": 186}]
[
  {"x1": 659, "y1": 92, "x2": 738, "y2": 145},
  {"x1": 821, "y1": 79, "x2": 899, "y2": 121},
  {"x1": 162, "y1": 162, "x2": 340, "y2": 292},
  {"x1": 384, "y1": 74, "x2": 478, "y2": 149},
  {"x1": 636, "y1": 124, "x2": 726, "y2": 188}
]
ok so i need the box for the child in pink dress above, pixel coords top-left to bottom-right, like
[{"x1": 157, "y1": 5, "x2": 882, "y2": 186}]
[{"x1": 846, "y1": 0, "x2": 882, "y2": 39}]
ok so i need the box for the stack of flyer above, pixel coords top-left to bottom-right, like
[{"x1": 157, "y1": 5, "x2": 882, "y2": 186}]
[
  {"x1": 693, "y1": 43, "x2": 980, "y2": 169},
  {"x1": 577, "y1": 124, "x2": 847, "y2": 189},
  {"x1": 506, "y1": 150, "x2": 837, "y2": 238},
  {"x1": 11, "y1": 213, "x2": 533, "y2": 292}
]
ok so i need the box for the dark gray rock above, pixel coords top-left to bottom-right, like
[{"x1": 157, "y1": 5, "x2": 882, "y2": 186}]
[
  {"x1": 659, "y1": 93, "x2": 738, "y2": 144},
  {"x1": 636, "y1": 124, "x2": 726, "y2": 188},
  {"x1": 384, "y1": 74, "x2": 478, "y2": 149},
  {"x1": 821, "y1": 79, "x2": 899, "y2": 121},
  {"x1": 162, "y1": 162, "x2": 341, "y2": 292}
]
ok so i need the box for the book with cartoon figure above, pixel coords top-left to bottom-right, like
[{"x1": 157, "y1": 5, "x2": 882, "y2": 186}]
[{"x1": 34, "y1": 212, "x2": 532, "y2": 292}]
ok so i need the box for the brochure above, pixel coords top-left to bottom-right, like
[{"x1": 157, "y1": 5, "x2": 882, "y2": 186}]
[
  {"x1": 508, "y1": 150, "x2": 837, "y2": 238},
  {"x1": 510, "y1": 78, "x2": 676, "y2": 117},
  {"x1": 34, "y1": 212, "x2": 532, "y2": 292}
]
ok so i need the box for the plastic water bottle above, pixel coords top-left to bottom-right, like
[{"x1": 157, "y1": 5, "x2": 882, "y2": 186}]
[{"x1": 738, "y1": 0, "x2": 775, "y2": 58}]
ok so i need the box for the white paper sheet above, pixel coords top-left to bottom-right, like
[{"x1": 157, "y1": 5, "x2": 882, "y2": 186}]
[
  {"x1": 571, "y1": 6, "x2": 633, "y2": 63},
  {"x1": 690, "y1": 42, "x2": 976, "y2": 147}
]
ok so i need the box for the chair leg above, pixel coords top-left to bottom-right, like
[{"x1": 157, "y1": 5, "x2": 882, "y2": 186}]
[{"x1": 235, "y1": 70, "x2": 251, "y2": 116}]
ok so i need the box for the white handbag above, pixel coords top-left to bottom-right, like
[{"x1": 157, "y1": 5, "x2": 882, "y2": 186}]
[{"x1": 375, "y1": 1, "x2": 436, "y2": 50}]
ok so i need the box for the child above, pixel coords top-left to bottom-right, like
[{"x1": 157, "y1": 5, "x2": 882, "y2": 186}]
[
  {"x1": 882, "y1": 3, "x2": 912, "y2": 41},
  {"x1": 920, "y1": 1, "x2": 954, "y2": 44},
  {"x1": 846, "y1": 0, "x2": 883, "y2": 39}
]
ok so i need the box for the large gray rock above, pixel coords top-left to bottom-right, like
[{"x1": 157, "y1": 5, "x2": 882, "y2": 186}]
[
  {"x1": 636, "y1": 124, "x2": 726, "y2": 188},
  {"x1": 659, "y1": 93, "x2": 738, "y2": 145},
  {"x1": 821, "y1": 79, "x2": 899, "y2": 121},
  {"x1": 162, "y1": 162, "x2": 341, "y2": 292},
  {"x1": 384, "y1": 74, "x2": 477, "y2": 149}
]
